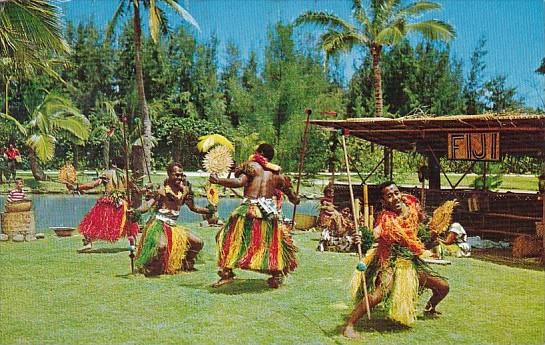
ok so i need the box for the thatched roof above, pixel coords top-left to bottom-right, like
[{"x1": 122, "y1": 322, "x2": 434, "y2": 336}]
[{"x1": 310, "y1": 113, "x2": 545, "y2": 157}]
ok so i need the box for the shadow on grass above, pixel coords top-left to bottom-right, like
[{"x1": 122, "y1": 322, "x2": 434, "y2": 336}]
[
  {"x1": 201, "y1": 278, "x2": 272, "y2": 295},
  {"x1": 340, "y1": 308, "x2": 410, "y2": 335},
  {"x1": 79, "y1": 247, "x2": 128, "y2": 254}
]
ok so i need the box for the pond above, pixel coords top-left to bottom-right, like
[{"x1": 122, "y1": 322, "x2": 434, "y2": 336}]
[{"x1": 0, "y1": 195, "x2": 318, "y2": 232}]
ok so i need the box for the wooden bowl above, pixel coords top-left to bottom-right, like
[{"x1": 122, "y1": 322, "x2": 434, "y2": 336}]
[{"x1": 50, "y1": 227, "x2": 76, "y2": 237}]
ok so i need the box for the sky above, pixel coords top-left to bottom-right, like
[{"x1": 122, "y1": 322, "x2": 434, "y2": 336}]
[{"x1": 60, "y1": 0, "x2": 545, "y2": 109}]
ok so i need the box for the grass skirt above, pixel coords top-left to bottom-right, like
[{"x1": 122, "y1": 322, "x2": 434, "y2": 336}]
[
  {"x1": 135, "y1": 218, "x2": 189, "y2": 274},
  {"x1": 216, "y1": 203, "x2": 297, "y2": 275},
  {"x1": 78, "y1": 196, "x2": 139, "y2": 241}
]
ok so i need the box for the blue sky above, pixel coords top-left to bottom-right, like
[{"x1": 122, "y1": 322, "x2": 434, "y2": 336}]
[{"x1": 61, "y1": 0, "x2": 544, "y2": 109}]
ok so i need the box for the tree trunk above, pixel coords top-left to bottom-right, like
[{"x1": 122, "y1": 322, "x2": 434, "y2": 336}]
[
  {"x1": 371, "y1": 44, "x2": 383, "y2": 117},
  {"x1": 103, "y1": 139, "x2": 110, "y2": 169},
  {"x1": 371, "y1": 44, "x2": 391, "y2": 178},
  {"x1": 131, "y1": 145, "x2": 144, "y2": 208},
  {"x1": 28, "y1": 148, "x2": 49, "y2": 181},
  {"x1": 133, "y1": 6, "x2": 150, "y2": 184}
]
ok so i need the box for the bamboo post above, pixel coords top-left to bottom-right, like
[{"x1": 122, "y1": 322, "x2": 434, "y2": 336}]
[
  {"x1": 369, "y1": 206, "x2": 374, "y2": 230},
  {"x1": 363, "y1": 184, "x2": 369, "y2": 228},
  {"x1": 341, "y1": 131, "x2": 371, "y2": 320}
]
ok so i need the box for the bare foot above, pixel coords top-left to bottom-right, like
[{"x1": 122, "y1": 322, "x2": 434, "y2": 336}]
[
  {"x1": 267, "y1": 276, "x2": 283, "y2": 289},
  {"x1": 211, "y1": 277, "x2": 234, "y2": 288},
  {"x1": 342, "y1": 325, "x2": 360, "y2": 339},
  {"x1": 77, "y1": 243, "x2": 92, "y2": 253}
]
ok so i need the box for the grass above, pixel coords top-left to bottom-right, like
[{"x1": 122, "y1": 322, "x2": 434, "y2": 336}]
[
  {"x1": 1, "y1": 228, "x2": 544, "y2": 345},
  {"x1": 0, "y1": 171, "x2": 539, "y2": 196}
]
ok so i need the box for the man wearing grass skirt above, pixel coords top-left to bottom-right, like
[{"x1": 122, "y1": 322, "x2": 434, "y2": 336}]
[
  {"x1": 66, "y1": 158, "x2": 140, "y2": 253},
  {"x1": 209, "y1": 143, "x2": 300, "y2": 288},
  {"x1": 132, "y1": 162, "x2": 215, "y2": 275},
  {"x1": 343, "y1": 181, "x2": 449, "y2": 339}
]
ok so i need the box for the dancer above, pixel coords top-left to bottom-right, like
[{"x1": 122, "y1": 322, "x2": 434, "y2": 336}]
[
  {"x1": 343, "y1": 181, "x2": 449, "y2": 339},
  {"x1": 133, "y1": 162, "x2": 214, "y2": 275},
  {"x1": 66, "y1": 159, "x2": 139, "y2": 252},
  {"x1": 209, "y1": 143, "x2": 300, "y2": 288}
]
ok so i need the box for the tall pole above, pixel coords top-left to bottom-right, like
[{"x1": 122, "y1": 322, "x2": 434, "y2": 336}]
[
  {"x1": 340, "y1": 130, "x2": 371, "y2": 320},
  {"x1": 290, "y1": 109, "x2": 312, "y2": 228},
  {"x1": 122, "y1": 115, "x2": 135, "y2": 274}
]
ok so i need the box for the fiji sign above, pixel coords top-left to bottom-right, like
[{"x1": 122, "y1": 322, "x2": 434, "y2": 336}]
[{"x1": 448, "y1": 132, "x2": 500, "y2": 161}]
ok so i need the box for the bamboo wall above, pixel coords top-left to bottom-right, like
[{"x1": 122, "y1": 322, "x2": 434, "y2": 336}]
[{"x1": 333, "y1": 183, "x2": 542, "y2": 241}]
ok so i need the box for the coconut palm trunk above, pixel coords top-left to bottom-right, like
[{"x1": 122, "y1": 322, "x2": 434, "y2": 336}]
[
  {"x1": 371, "y1": 44, "x2": 383, "y2": 118},
  {"x1": 371, "y1": 44, "x2": 392, "y2": 177},
  {"x1": 28, "y1": 149, "x2": 49, "y2": 181},
  {"x1": 132, "y1": 6, "x2": 148, "y2": 199}
]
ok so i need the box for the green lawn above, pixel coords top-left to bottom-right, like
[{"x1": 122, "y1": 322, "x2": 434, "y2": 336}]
[
  {"x1": 0, "y1": 171, "x2": 539, "y2": 196},
  {"x1": 1, "y1": 228, "x2": 543, "y2": 345}
]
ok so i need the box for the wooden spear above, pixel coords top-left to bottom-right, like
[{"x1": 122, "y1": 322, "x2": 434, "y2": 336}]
[
  {"x1": 340, "y1": 129, "x2": 371, "y2": 320},
  {"x1": 121, "y1": 115, "x2": 135, "y2": 274},
  {"x1": 290, "y1": 108, "x2": 312, "y2": 229}
]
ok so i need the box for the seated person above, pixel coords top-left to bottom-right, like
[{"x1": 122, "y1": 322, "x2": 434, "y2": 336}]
[
  {"x1": 317, "y1": 185, "x2": 340, "y2": 229},
  {"x1": 7, "y1": 178, "x2": 27, "y2": 203},
  {"x1": 436, "y1": 222, "x2": 471, "y2": 258},
  {"x1": 317, "y1": 207, "x2": 358, "y2": 253}
]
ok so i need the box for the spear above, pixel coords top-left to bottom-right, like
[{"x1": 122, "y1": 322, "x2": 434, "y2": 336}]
[
  {"x1": 121, "y1": 115, "x2": 135, "y2": 274},
  {"x1": 340, "y1": 129, "x2": 371, "y2": 320},
  {"x1": 290, "y1": 109, "x2": 312, "y2": 229}
]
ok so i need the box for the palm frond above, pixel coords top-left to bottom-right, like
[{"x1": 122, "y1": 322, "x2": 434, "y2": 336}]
[
  {"x1": 32, "y1": 110, "x2": 50, "y2": 136},
  {"x1": 197, "y1": 134, "x2": 234, "y2": 153},
  {"x1": 27, "y1": 133, "x2": 56, "y2": 162},
  {"x1": 406, "y1": 19, "x2": 456, "y2": 41},
  {"x1": 0, "y1": 111, "x2": 27, "y2": 136},
  {"x1": 294, "y1": 11, "x2": 353, "y2": 32},
  {"x1": 397, "y1": 1, "x2": 441, "y2": 16},
  {"x1": 376, "y1": 22, "x2": 406, "y2": 45},
  {"x1": 321, "y1": 30, "x2": 364, "y2": 55},
  {"x1": 50, "y1": 115, "x2": 91, "y2": 141},
  {"x1": 352, "y1": 0, "x2": 371, "y2": 29},
  {"x1": 162, "y1": 0, "x2": 200, "y2": 31},
  {"x1": 149, "y1": 0, "x2": 163, "y2": 43},
  {"x1": 105, "y1": 0, "x2": 128, "y2": 43},
  {"x1": 0, "y1": 0, "x2": 69, "y2": 56}
]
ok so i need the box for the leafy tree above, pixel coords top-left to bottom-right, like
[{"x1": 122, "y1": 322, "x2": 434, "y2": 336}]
[
  {"x1": 463, "y1": 36, "x2": 488, "y2": 114},
  {"x1": 483, "y1": 75, "x2": 522, "y2": 112},
  {"x1": 3, "y1": 92, "x2": 90, "y2": 180},
  {"x1": 63, "y1": 22, "x2": 115, "y2": 115},
  {"x1": 190, "y1": 36, "x2": 227, "y2": 123},
  {"x1": 0, "y1": 0, "x2": 69, "y2": 76}
]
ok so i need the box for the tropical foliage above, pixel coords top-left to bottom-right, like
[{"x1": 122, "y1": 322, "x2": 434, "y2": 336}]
[{"x1": 0, "y1": 1, "x2": 541, "y2": 180}]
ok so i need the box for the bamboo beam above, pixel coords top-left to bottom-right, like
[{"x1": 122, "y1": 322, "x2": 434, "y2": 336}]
[{"x1": 348, "y1": 127, "x2": 545, "y2": 134}]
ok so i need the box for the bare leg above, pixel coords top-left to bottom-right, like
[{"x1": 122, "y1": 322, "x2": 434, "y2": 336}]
[
  {"x1": 182, "y1": 233, "x2": 203, "y2": 271},
  {"x1": 267, "y1": 271, "x2": 283, "y2": 288},
  {"x1": 212, "y1": 268, "x2": 235, "y2": 287},
  {"x1": 343, "y1": 270, "x2": 393, "y2": 339},
  {"x1": 419, "y1": 271, "x2": 449, "y2": 314}
]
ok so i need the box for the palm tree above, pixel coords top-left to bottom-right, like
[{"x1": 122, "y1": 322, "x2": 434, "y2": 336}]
[
  {"x1": 0, "y1": 0, "x2": 69, "y2": 74},
  {"x1": 106, "y1": 0, "x2": 200, "y2": 172},
  {"x1": 295, "y1": 0, "x2": 455, "y2": 176},
  {"x1": 2, "y1": 92, "x2": 90, "y2": 180}
]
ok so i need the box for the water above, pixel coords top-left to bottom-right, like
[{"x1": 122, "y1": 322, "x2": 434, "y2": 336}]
[{"x1": 0, "y1": 195, "x2": 318, "y2": 232}]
